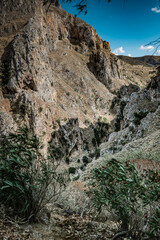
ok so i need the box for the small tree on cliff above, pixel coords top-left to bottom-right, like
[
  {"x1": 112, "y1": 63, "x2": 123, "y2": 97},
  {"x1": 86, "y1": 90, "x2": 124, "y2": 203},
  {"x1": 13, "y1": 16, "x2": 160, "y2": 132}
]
[
  {"x1": 43, "y1": 0, "x2": 111, "y2": 15},
  {"x1": 61, "y1": 0, "x2": 111, "y2": 15}
]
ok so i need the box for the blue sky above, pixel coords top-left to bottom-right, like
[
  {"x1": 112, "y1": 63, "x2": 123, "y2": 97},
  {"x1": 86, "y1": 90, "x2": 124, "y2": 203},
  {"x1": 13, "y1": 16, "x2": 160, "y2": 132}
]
[{"x1": 61, "y1": 0, "x2": 160, "y2": 57}]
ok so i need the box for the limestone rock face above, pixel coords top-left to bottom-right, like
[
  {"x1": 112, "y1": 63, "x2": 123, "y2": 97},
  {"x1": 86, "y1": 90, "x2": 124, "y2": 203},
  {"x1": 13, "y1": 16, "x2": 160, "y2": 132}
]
[
  {"x1": 101, "y1": 71, "x2": 160, "y2": 154},
  {"x1": 0, "y1": 0, "x2": 118, "y2": 145},
  {"x1": 0, "y1": 0, "x2": 37, "y2": 59},
  {"x1": 122, "y1": 68, "x2": 160, "y2": 132},
  {"x1": 88, "y1": 50, "x2": 122, "y2": 93},
  {"x1": 0, "y1": 111, "x2": 17, "y2": 135}
]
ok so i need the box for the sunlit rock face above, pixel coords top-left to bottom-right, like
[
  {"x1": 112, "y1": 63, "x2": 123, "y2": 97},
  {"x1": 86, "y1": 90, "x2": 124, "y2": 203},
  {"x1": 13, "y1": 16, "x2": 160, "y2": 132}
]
[{"x1": 0, "y1": 0, "x2": 116, "y2": 142}]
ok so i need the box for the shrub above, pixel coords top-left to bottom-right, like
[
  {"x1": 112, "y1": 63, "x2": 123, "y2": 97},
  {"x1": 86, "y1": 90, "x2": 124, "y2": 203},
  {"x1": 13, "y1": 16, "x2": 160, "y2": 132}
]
[
  {"x1": 82, "y1": 156, "x2": 89, "y2": 164},
  {"x1": 90, "y1": 158, "x2": 160, "y2": 239},
  {"x1": 65, "y1": 156, "x2": 70, "y2": 164},
  {"x1": 56, "y1": 119, "x2": 60, "y2": 124},
  {"x1": 73, "y1": 175, "x2": 80, "y2": 181},
  {"x1": 84, "y1": 109, "x2": 88, "y2": 115},
  {"x1": 0, "y1": 128, "x2": 66, "y2": 221},
  {"x1": 49, "y1": 146, "x2": 63, "y2": 161},
  {"x1": 103, "y1": 117, "x2": 107, "y2": 123},
  {"x1": 92, "y1": 137, "x2": 97, "y2": 147},
  {"x1": 68, "y1": 167, "x2": 76, "y2": 174},
  {"x1": 94, "y1": 148, "x2": 100, "y2": 159},
  {"x1": 38, "y1": 107, "x2": 43, "y2": 113},
  {"x1": 134, "y1": 111, "x2": 148, "y2": 125},
  {"x1": 147, "y1": 207, "x2": 160, "y2": 238}
]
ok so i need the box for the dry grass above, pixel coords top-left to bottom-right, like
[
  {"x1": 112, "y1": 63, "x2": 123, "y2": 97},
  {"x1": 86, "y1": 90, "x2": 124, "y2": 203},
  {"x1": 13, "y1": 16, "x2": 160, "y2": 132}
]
[
  {"x1": 130, "y1": 158, "x2": 160, "y2": 174},
  {"x1": 0, "y1": 206, "x2": 36, "y2": 240}
]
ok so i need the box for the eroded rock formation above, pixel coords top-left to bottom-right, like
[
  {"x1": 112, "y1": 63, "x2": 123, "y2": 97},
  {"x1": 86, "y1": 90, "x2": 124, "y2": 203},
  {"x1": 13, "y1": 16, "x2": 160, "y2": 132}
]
[{"x1": 0, "y1": 0, "x2": 159, "y2": 166}]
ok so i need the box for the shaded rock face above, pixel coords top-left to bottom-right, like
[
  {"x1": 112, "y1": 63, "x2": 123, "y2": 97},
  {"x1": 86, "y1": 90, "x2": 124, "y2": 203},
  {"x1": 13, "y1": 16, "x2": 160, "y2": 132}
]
[
  {"x1": 122, "y1": 70, "x2": 160, "y2": 131},
  {"x1": 104, "y1": 72, "x2": 160, "y2": 153},
  {"x1": 49, "y1": 118, "x2": 109, "y2": 164},
  {"x1": 147, "y1": 66, "x2": 160, "y2": 90},
  {"x1": 44, "y1": 0, "x2": 61, "y2": 7},
  {"x1": 110, "y1": 83, "x2": 140, "y2": 132},
  {"x1": 88, "y1": 50, "x2": 122, "y2": 93},
  {"x1": 49, "y1": 118, "x2": 84, "y2": 163}
]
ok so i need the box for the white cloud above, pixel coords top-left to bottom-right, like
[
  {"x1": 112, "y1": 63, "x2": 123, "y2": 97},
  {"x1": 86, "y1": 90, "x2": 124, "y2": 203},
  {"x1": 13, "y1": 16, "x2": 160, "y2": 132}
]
[
  {"x1": 151, "y1": 7, "x2": 160, "y2": 13},
  {"x1": 156, "y1": 50, "x2": 160, "y2": 55},
  {"x1": 113, "y1": 46, "x2": 125, "y2": 55},
  {"x1": 140, "y1": 45, "x2": 154, "y2": 51},
  {"x1": 128, "y1": 53, "x2": 132, "y2": 57}
]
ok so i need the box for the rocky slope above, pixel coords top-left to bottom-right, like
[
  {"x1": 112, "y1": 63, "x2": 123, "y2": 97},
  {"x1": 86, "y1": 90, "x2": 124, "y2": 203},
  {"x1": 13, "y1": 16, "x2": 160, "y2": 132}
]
[
  {"x1": 101, "y1": 66, "x2": 160, "y2": 155},
  {"x1": 118, "y1": 55, "x2": 158, "y2": 87},
  {"x1": 118, "y1": 54, "x2": 160, "y2": 66},
  {"x1": 0, "y1": 0, "x2": 160, "y2": 239}
]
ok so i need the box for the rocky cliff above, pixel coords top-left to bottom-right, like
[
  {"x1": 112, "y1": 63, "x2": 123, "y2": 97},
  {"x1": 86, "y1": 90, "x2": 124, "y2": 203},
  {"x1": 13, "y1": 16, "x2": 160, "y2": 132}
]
[
  {"x1": 0, "y1": 0, "x2": 159, "y2": 165},
  {"x1": 0, "y1": 0, "x2": 115, "y2": 139},
  {"x1": 0, "y1": 0, "x2": 121, "y2": 157},
  {"x1": 101, "y1": 67, "x2": 160, "y2": 155}
]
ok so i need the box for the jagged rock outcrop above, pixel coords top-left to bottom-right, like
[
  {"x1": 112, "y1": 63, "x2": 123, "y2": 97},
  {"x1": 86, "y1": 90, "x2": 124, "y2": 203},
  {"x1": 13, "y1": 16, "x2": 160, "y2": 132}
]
[
  {"x1": 100, "y1": 68, "x2": 160, "y2": 154},
  {"x1": 0, "y1": 0, "x2": 38, "y2": 59},
  {"x1": 88, "y1": 50, "x2": 122, "y2": 93},
  {"x1": 110, "y1": 83, "x2": 140, "y2": 131},
  {"x1": 49, "y1": 118, "x2": 109, "y2": 167}
]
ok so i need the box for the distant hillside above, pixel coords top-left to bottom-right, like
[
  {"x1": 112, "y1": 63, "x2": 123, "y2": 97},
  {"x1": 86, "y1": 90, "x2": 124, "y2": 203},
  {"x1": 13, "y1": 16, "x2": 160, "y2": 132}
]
[{"x1": 118, "y1": 55, "x2": 160, "y2": 67}]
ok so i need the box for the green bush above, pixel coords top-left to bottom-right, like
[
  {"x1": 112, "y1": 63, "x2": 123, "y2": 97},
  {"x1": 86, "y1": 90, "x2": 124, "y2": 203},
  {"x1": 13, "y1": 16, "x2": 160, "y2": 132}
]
[
  {"x1": 82, "y1": 156, "x2": 89, "y2": 164},
  {"x1": 134, "y1": 111, "x2": 148, "y2": 125},
  {"x1": 65, "y1": 156, "x2": 70, "y2": 164},
  {"x1": 92, "y1": 137, "x2": 97, "y2": 147},
  {"x1": 94, "y1": 148, "x2": 100, "y2": 159},
  {"x1": 38, "y1": 107, "x2": 43, "y2": 113},
  {"x1": 90, "y1": 158, "x2": 160, "y2": 239},
  {"x1": 84, "y1": 109, "x2": 88, "y2": 115},
  {"x1": 147, "y1": 207, "x2": 160, "y2": 238},
  {"x1": 49, "y1": 146, "x2": 63, "y2": 161},
  {"x1": 0, "y1": 128, "x2": 66, "y2": 221},
  {"x1": 68, "y1": 167, "x2": 76, "y2": 174}
]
